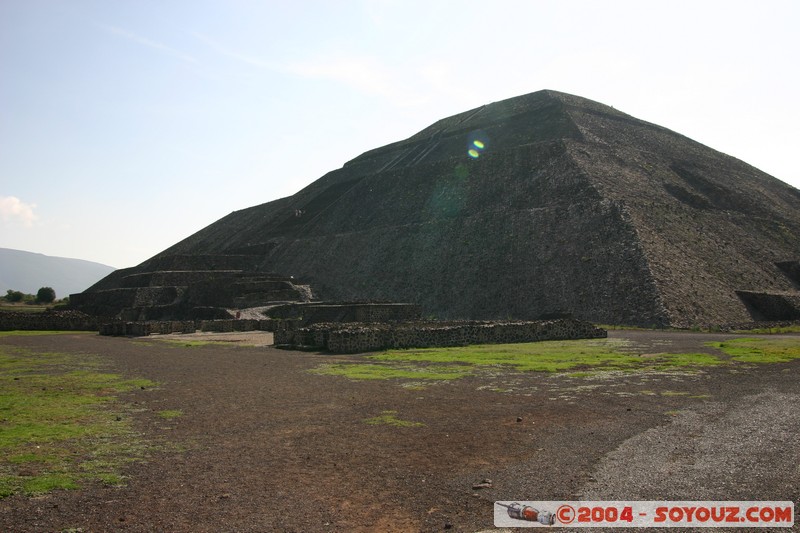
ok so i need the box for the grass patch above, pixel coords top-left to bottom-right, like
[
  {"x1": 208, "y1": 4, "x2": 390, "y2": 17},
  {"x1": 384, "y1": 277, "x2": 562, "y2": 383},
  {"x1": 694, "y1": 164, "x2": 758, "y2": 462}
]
[
  {"x1": 0, "y1": 305, "x2": 50, "y2": 314},
  {"x1": 312, "y1": 339, "x2": 735, "y2": 384},
  {"x1": 157, "y1": 409, "x2": 183, "y2": 419},
  {"x1": 0, "y1": 344, "x2": 159, "y2": 498},
  {"x1": 312, "y1": 336, "x2": 800, "y2": 388},
  {"x1": 371, "y1": 339, "x2": 645, "y2": 372},
  {"x1": 151, "y1": 338, "x2": 262, "y2": 348},
  {"x1": 22, "y1": 474, "x2": 79, "y2": 494},
  {"x1": 646, "y1": 352, "x2": 725, "y2": 368},
  {"x1": 730, "y1": 325, "x2": 800, "y2": 334},
  {"x1": 364, "y1": 410, "x2": 424, "y2": 427},
  {"x1": 708, "y1": 337, "x2": 800, "y2": 363},
  {"x1": 0, "y1": 330, "x2": 92, "y2": 338},
  {"x1": 311, "y1": 363, "x2": 471, "y2": 381}
]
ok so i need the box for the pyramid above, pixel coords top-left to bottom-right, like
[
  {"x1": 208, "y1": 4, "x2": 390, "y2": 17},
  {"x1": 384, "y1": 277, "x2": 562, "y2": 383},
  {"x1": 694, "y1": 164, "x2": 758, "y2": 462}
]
[{"x1": 73, "y1": 90, "x2": 800, "y2": 327}]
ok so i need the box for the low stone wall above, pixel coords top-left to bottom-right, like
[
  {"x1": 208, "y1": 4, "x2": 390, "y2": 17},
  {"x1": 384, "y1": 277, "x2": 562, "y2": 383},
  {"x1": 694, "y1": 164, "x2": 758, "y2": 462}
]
[
  {"x1": 266, "y1": 302, "x2": 421, "y2": 325},
  {"x1": 198, "y1": 319, "x2": 282, "y2": 332},
  {"x1": 99, "y1": 320, "x2": 196, "y2": 336},
  {"x1": 0, "y1": 310, "x2": 100, "y2": 331},
  {"x1": 99, "y1": 318, "x2": 282, "y2": 336},
  {"x1": 275, "y1": 318, "x2": 607, "y2": 354}
]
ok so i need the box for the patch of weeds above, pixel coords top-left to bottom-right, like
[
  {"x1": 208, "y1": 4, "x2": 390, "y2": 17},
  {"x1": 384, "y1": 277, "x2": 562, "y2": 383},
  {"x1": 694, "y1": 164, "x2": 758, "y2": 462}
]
[
  {"x1": 154, "y1": 338, "x2": 261, "y2": 348},
  {"x1": 8, "y1": 452, "x2": 58, "y2": 464},
  {"x1": 730, "y1": 325, "x2": 800, "y2": 334},
  {"x1": 157, "y1": 409, "x2": 183, "y2": 419},
  {"x1": 311, "y1": 338, "x2": 739, "y2": 387},
  {"x1": 310, "y1": 363, "x2": 471, "y2": 381},
  {"x1": 22, "y1": 474, "x2": 79, "y2": 495},
  {"x1": 660, "y1": 391, "x2": 690, "y2": 396},
  {"x1": 647, "y1": 353, "x2": 725, "y2": 369},
  {"x1": 0, "y1": 344, "x2": 160, "y2": 498},
  {"x1": 708, "y1": 337, "x2": 800, "y2": 363},
  {"x1": 96, "y1": 473, "x2": 126, "y2": 486},
  {"x1": 371, "y1": 339, "x2": 644, "y2": 373},
  {"x1": 364, "y1": 410, "x2": 424, "y2": 427},
  {"x1": 0, "y1": 331, "x2": 93, "y2": 338}
]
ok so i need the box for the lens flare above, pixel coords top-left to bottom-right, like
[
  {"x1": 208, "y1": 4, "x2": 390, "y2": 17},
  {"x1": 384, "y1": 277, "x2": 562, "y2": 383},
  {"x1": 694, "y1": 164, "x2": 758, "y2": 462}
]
[{"x1": 466, "y1": 130, "x2": 489, "y2": 159}]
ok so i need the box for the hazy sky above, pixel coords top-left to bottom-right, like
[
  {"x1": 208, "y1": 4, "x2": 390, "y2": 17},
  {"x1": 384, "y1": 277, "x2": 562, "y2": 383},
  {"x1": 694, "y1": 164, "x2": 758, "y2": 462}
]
[{"x1": 2, "y1": 0, "x2": 799, "y2": 269}]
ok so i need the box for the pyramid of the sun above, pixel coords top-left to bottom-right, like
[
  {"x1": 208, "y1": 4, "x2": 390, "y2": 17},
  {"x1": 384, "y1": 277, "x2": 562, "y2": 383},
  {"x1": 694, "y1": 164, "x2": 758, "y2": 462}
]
[{"x1": 73, "y1": 90, "x2": 800, "y2": 327}]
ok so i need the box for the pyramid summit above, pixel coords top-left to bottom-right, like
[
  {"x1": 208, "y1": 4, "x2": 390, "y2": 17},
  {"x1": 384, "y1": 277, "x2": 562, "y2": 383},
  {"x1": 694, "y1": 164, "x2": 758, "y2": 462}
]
[{"x1": 73, "y1": 90, "x2": 800, "y2": 327}]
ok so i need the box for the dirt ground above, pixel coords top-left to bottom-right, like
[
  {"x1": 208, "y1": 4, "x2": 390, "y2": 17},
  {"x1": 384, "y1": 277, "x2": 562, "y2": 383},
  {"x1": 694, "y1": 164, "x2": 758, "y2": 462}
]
[{"x1": 1, "y1": 330, "x2": 798, "y2": 532}]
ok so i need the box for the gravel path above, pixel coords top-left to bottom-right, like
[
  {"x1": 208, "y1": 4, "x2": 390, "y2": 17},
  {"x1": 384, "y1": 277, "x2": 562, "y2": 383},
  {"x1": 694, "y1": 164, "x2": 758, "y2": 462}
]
[{"x1": 0, "y1": 330, "x2": 798, "y2": 532}]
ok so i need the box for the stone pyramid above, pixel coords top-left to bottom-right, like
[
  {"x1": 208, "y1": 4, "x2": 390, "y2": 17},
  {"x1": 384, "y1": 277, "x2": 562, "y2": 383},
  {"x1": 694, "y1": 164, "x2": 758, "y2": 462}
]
[{"x1": 73, "y1": 90, "x2": 800, "y2": 327}]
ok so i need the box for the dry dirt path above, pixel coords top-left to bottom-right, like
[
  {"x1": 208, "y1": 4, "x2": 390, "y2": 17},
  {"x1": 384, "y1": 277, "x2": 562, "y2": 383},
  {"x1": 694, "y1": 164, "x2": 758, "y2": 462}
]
[{"x1": 1, "y1": 330, "x2": 798, "y2": 532}]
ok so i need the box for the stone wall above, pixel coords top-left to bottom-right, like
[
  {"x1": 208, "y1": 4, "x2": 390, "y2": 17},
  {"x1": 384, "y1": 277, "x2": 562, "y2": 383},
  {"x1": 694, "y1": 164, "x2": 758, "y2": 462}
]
[
  {"x1": 274, "y1": 318, "x2": 607, "y2": 354},
  {"x1": 197, "y1": 319, "x2": 272, "y2": 332},
  {"x1": 99, "y1": 321, "x2": 196, "y2": 336},
  {"x1": 98, "y1": 318, "x2": 282, "y2": 336},
  {"x1": 266, "y1": 302, "x2": 421, "y2": 325},
  {"x1": 0, "y1": 310, "x2": 100, "y2": 331}
]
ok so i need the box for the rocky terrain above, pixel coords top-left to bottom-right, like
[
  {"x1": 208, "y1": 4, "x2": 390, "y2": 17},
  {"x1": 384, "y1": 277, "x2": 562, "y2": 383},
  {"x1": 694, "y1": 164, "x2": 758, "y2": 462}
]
[{"x1": 1, "y1": 330, "x2": 798, "y2": 532}]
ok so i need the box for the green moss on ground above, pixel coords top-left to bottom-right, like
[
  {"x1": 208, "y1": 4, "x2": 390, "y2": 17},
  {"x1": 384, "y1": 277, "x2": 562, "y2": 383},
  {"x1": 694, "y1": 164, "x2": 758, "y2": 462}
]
[
  {"x1": 311, "y1": 336, "x2": 800, "y2": 386},
  {"x1": 0, "y1": 342, "x2": 158, "y2": 498},
  {"x1": 729, "y1": 325, "x2": 800, "y2": 334},
  {"x1": 708, "y1": 337, "x2": 800, "y2": 363},
  {"x1": 363, "y1": 410, "x2": 424, "y2": 427},
  {"x1": 310, "y1": 363, "x2": 470, "y2": 381},
  {"x1": 157, "y1": 409, "x2": 183, "y2": 419}
]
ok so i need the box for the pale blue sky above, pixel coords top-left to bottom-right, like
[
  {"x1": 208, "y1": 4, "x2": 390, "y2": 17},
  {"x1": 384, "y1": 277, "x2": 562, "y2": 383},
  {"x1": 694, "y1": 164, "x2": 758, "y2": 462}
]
[{"x1": 2, "y1": 0, "x2": 798, "y2": 268}]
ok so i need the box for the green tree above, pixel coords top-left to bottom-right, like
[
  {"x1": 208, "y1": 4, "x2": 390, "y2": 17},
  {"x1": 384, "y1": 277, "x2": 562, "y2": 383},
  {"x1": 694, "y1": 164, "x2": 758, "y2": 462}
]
[
  {"x1": 36, "y1": 287, "x2": 56, "y2": 304},
  {"x1": 5, "y1": 289, "x2": 24, "y2": 302}
]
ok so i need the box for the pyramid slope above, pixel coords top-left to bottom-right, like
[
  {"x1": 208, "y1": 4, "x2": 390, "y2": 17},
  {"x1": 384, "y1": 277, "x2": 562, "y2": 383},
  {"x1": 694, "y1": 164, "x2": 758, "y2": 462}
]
[
  {"x1": 558, "y1": 96, "x2": 800, "y2": 325},
  {"x1": 77, "y1": 90, "x2": 800, "y2": 326}
]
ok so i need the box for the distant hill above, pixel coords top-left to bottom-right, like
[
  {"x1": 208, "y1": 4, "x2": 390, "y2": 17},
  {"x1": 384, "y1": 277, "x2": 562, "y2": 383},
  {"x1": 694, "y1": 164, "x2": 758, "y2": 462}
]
[{"x1": 0, "y1": 248, "x2": 115, "y2": 299}]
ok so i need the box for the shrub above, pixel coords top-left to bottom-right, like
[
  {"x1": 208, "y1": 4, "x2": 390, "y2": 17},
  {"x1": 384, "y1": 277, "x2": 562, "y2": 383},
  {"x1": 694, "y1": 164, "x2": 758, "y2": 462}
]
[
  {"x1": 36, "y1": 287, "x2": 56, "y2": 304},
  {"x1": 5, "y1": 290, "x2": 24, "y2": 302}
]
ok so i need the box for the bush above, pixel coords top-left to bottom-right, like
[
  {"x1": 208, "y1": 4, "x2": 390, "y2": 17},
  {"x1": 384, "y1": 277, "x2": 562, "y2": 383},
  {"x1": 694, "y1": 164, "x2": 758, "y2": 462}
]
[
  {"x1": 5, "y1": 289, "x2": 24, "y2": 302},
  {"x1": 36, "y1": 287, "x2": 56, "y2": 304}
]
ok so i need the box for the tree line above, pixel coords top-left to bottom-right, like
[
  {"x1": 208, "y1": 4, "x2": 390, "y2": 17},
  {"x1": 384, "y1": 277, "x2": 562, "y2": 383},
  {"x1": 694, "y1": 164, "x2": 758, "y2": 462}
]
[{"x1": 3, "y1": 287, "x2": 63, "y2": 304}]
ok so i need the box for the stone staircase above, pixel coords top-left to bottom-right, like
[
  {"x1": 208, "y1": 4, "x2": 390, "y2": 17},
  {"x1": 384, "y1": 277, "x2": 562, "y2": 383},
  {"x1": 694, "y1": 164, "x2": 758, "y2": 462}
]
[{"x1": 70, "y1": 254, "x2": 312, "y2": 320}]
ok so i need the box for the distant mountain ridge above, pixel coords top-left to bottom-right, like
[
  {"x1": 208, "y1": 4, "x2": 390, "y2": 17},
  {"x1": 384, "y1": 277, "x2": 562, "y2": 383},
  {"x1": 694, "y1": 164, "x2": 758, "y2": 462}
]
[{"x1": 0, "y1": 248, "x2": 115, "y2": 298}]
